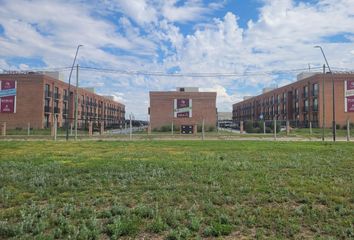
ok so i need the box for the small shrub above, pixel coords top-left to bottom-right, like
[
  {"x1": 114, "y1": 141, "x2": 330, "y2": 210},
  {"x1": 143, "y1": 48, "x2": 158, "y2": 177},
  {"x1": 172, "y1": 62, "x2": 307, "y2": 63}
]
[
  {"x1": 111, "y1": 205, "x2": 127, "y2": 216},
  {"x1": 106, "y1": 216, "x2": 139, "y2": 238},
  {"x1": 147, "y1": 216, "x2": 166, "y2": 233},
  {"x1": 187, "y1": 216, "x2": 200, "y2": 232},
  {"x1": 203, "y1": 223, "x2": 232, "y2": 237},
  {"x1": 133, "y1": 205, "x2": 154, "y2": 219}
]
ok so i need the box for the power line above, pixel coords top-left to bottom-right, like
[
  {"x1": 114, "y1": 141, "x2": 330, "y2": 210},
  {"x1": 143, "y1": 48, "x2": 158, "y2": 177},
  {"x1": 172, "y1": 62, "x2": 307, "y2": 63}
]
[{"x1": 78, "y1": 66, "x2": 326, "y2": 78}]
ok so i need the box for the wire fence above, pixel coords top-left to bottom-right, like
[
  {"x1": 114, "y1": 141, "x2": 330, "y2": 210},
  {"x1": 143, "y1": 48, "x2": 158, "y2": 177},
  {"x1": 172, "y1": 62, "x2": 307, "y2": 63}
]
[{"x1": 1, "y1": 119, "x2": 353, "y2": 141}]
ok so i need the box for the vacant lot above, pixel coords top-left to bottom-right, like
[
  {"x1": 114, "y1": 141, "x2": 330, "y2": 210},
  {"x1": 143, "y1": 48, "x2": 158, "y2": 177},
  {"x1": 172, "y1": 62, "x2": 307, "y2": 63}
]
[{"x1": 0, "y1": 141, "x2": 353, "y2": 239}]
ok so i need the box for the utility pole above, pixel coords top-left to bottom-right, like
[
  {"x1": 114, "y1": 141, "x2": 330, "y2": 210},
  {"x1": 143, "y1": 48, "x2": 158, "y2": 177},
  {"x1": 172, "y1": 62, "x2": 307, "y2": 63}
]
[
  {"x1": 315, "y1": 46, "x2": 335, "y2": 142},
  {"x1": 66, "y1": 44, "x2": 83, "y2": 141},
  {"x1": 74, "y1": 64, "x2": 79, "y2": 140},
  {"x1": 322, "y1": 64, "x2": 325, "y2": 141}
]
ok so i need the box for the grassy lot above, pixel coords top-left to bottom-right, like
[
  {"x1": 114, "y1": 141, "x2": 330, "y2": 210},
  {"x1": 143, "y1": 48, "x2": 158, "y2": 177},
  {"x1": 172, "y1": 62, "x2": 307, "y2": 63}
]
[{"x1": 0, "y1": 141, "x2": 353, "y2": 239}]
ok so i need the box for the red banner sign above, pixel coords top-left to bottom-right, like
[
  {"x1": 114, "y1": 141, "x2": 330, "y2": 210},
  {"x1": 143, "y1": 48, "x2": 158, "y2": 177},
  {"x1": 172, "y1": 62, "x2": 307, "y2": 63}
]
[
  {"x1": 174, "y1": 99, "x2": 192, "y2": 118},
  {"x1": 347, "y1": 80, "x2": 354, "y2": 90},
  {"x1": 347, "y1": 96, "x2": 354, "y2": 112},
  {"x1": 0, "y1": 80, "x2": 17, "y2": 113}
]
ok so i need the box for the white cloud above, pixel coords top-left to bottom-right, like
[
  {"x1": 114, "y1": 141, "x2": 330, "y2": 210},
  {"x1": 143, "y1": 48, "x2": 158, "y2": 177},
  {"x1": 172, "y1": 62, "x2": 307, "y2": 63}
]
[{"x1": 0, "y1": 0, "x2": 354, "y2": 119}]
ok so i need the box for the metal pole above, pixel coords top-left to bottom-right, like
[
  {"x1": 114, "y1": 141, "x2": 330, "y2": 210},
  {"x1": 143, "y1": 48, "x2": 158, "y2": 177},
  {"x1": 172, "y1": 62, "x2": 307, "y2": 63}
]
[
  {"x1": 274, "y1": 118, "x2": 277, "y2": 140},
  {"x1": 202, "y1": 118, "x2": 205, "y2": 140},
  {"x1": 74, "y1": 64, "x2": 79, "y2": 140},
  {"x1": 66, "y1": 44, "x2": 83, "y2": 141},
  {"x1": 315, "y1": 46, "x2": 335, "y2": 142},
  {"x1": 322, "y1": 64, "x2": 325, "y2": 141},
  {"x1": 347, "y1": 119, "x2": 350, "y2": 142},
  {"x1": 129, "y1": 114, "x2": 132, "y2": 140}
]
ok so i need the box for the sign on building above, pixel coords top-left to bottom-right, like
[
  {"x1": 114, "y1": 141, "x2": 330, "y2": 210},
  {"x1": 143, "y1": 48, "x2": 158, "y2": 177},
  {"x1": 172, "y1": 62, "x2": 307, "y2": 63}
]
[
  {"x1": 345, "y1": 80, "x2": 354, "y2": 112},
  {"x1": 0, "y1": 80, "x2": 17, "y2": 113},
  {"x1": 174, "y1": 99, "x2": 192, "y2": 118}
]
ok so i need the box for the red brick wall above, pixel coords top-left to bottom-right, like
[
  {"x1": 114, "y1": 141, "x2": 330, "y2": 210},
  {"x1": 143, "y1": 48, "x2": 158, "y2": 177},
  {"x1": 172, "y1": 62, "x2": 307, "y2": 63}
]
[
  {"x1": 149, "y1": 91, "x2": 217, "y2": 130},
  {"x1": 232, "y1": 73, "x2": 354, "y2": 128},
  {"x1": 0, "y1": 73, "x2": 125, "y2": 129},
  {"x1": 0, "y1": 74, "x2": 44, "y2": 129}
]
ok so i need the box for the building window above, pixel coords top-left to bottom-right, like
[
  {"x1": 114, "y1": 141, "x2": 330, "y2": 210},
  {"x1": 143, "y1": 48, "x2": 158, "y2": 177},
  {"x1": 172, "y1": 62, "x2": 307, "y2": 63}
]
[
  {"x1": 44, "y1": 114, "x2": 50, "y2": 128},
  {"x1": 54, "y1": 87, "x2": 59, "y2": 99},
  {"x1": 313, "y1": 83, "x2": 319, "y2": 97},
  {"x1": 45, "y1": 84, "x2": 51, "y2": 98},
  {"x1": 303, "y1": 86, "x2": 308, "y2": 98},
  {"x1": 313, "y1": 98, "x2": 318, "y2": 111},
  {"x1": 304, "y1": 99, "x2": 309, "y2": 112}
]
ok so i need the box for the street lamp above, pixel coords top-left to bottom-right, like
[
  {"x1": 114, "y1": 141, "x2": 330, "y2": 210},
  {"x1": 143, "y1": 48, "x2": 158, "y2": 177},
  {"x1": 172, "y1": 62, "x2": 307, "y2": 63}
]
[
  {"x1": 66, "y1": 44, "x2": 83, "y2": 141},
  {"x1": 314, "y1": 45, "x2": 336, "y2": 142}
]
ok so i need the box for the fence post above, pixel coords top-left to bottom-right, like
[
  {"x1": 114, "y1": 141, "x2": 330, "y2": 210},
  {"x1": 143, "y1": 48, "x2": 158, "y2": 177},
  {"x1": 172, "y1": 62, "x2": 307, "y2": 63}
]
[
  {"x1": 1, "y1": 122, "x2": 6, "y2": 136},
  {"x1": 54, "y1": 116, "x2": 57, "y2": 141},
  {"x1": 88, "y1": 121, "x2": 93, "y2": 136},
  {"x1": 27, "y1": 122, "x2": 30, "y2": 136},
  {"x1": 202, "y1": 119, "x2": 205, "y2": 141},
  {"x1": 129, "y1": 115, "x2": 132, "y2": 140},
  {"x1": 100, "y1": 122, "x2": 104, "y2": 135},
  {"x1": 171, "y1": 121, "x2": 174, "y2": 135},
  {"x1": 286, "y1": 120, "x2": 290, "y2": 135},
  {"x1": 309, "y1": 121, "x2": 312, "y2": 135},
  {"x1": 240, "y1": 121, "x2": 244, "y2": 134},
  {"x1": 274, "y1": 119, "x2": 277, "y2": 141},
  {"x1": 70, "y1": 123, "x2": 73, "y2": 136},
  {"x1": 263, "y1": 121, "x2": 266, "y2": 135},
  {"x1": 347, "y1": 119, "x2": 350, "y2": 142}
]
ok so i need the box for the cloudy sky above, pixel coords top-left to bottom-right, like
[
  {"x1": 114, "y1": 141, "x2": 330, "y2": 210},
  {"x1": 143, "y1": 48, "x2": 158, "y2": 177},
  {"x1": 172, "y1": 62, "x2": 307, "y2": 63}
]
[{"x1": 1, "y1": 0, "x2": 354, "y2": 119}]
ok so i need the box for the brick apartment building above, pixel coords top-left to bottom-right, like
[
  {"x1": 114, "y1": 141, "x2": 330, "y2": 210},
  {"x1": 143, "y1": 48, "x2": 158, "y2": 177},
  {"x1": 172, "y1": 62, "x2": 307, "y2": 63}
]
[
  {"x1": 232, "y1": 73, "x2": 354, "y2": 127},
  {"x1": 0, "y1": 72, "x2": 125, "y2": 129},
  {"x1": 149, "y1": 87, "x2": 217, "y2": 132}
]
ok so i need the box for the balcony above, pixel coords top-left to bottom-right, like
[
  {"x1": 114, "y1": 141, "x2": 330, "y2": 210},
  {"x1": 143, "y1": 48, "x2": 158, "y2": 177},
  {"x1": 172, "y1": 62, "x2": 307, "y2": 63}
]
[
  {"x1": 44, "y1": 106, "x2": 52, "y2": 113},
  {"x1": 45, "y1": 91, "x2": 52, "y2": 98},
  {"x1": 54, "y1": 93, "x2": 61, "y2": 99},
  {"x1": 54, "y1": 107, "x2": 61, "y2": 114}
]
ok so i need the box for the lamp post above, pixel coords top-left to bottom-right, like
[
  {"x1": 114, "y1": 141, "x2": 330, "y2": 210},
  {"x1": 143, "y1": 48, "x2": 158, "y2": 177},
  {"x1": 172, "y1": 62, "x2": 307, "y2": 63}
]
[
  {"x1": 314, "y1": 45, "x2": 335, "y2": 142},
  {"x1": 66, "y1": 44, "x2": 83, "y2": 141}
]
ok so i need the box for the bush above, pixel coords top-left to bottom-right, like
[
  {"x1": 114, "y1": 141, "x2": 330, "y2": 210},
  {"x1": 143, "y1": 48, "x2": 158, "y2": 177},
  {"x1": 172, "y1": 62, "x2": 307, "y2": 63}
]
[
  {"x1": 244, "y1": 121, "x2": 254, "y2": 133},
  {"x1": 208, "y1": 126, "x2": 215, "y2": 132},
  {"x1": 160, "y1": 125, "x2": 172, "y2": 132},
  {"x1": 270, "y1": 121, "x2": 281, "y2": 133}
]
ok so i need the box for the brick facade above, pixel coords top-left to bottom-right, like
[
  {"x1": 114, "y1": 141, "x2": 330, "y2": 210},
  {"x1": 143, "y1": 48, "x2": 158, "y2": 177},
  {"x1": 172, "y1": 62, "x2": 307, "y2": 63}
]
[
  {"x1": 0, "y1": 73, "x2": 125, "y2": 129},
  {"x1": 149, "y1": 90, "x2": 217, "y2": 131},
  {"x1": 232, "y1": 73, "x2": 354, "y2": 127}
]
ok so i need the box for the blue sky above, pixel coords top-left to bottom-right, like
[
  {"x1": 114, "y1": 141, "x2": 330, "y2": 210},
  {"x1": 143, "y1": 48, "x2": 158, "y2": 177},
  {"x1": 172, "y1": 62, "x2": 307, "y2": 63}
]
[{"x1": 0, "y1": 0, "x2": 354, "y2": 119}]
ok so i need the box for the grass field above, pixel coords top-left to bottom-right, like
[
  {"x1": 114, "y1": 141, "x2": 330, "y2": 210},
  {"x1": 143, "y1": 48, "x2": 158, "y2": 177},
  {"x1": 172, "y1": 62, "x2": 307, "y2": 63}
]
[{"x1": 0, "y1": 141, "x2": 353, "y2": 239}]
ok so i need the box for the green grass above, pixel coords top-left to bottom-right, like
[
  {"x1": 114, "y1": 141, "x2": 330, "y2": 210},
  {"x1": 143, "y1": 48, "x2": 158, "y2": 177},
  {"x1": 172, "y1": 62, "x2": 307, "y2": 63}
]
[{"x1": 0, "y1": 141, "x2": 353, "y2": 239}]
